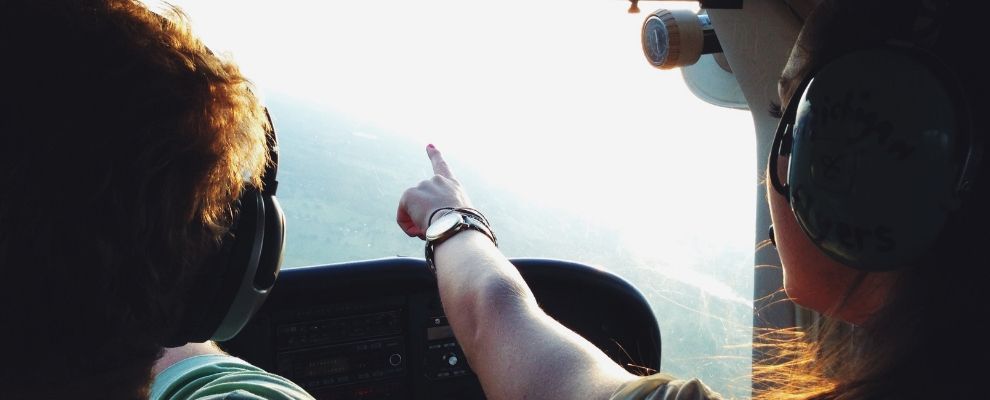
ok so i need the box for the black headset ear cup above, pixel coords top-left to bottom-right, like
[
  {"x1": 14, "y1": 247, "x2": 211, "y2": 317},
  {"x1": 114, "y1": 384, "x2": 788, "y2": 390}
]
[
  {"x1": 165, "y1": 188, "x2": 265, "y2": 346},
  {"x1": 786, "y1": 47, "x2": 970, "y2": 270},
  {"x1": 165, "y1": 108, "x2": 283, "y2": 347},
  {"x1": 255, "y1": 193, "x2": 285, "y2": 290}
]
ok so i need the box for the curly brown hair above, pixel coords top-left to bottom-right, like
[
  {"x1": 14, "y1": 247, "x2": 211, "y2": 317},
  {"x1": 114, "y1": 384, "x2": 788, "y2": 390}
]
[{"x1": 0, "y1": 0, "x2": 269, "y2": 398}]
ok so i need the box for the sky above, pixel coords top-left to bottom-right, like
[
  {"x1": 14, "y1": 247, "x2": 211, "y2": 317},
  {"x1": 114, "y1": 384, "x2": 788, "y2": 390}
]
[
  {"x1": 153, "y1": 0, "x2": 757, "y2": 293},
  {"x1": 160, "y1": 0, "x2": 754, "y2": 226}
]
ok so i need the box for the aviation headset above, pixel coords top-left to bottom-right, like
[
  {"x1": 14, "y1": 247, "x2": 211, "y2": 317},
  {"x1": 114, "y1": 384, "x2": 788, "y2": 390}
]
[
  {"x1": 164, "y1": 109, "x2": 286, "y2": 347},
  {"x1": 768, "y1": 33, "x2": 983, "y2": 271}
]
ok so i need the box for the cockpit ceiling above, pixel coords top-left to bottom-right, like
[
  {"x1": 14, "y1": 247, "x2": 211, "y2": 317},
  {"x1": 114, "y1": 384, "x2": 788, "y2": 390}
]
[{"x1": 784, "y1": 0, "x2": 821, "y2": 21}]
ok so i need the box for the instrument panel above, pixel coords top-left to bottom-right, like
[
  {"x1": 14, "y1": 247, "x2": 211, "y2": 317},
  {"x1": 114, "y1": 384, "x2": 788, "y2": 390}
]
[{"x1": 221, "y1": 258, "x2": 662, "y2": 400}]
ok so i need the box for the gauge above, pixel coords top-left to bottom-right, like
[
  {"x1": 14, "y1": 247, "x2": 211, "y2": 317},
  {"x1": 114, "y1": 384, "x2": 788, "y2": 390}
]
[
  {"x1": 641, "y1": 9, "x2": 721, "y2": 69},
  {"x1": 641, "y1": 14, "x2": 671, "y2": 68}
]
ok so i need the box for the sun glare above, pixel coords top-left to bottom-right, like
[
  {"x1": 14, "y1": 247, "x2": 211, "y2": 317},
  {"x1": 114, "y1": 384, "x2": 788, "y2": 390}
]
[{"x1": 157, "y1": 0, "x2": 754, "y2": 294}]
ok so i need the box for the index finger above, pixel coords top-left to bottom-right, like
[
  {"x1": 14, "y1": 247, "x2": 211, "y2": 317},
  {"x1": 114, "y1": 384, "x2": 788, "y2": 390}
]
[{"x1": 427, "y1": 144, "x2": 456, "y2": 180}]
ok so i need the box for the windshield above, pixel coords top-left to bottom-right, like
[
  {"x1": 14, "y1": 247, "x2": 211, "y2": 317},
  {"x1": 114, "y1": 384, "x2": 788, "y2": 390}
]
[{"x1": 167, "y1": 1, "x2": 756, "y2": 397}]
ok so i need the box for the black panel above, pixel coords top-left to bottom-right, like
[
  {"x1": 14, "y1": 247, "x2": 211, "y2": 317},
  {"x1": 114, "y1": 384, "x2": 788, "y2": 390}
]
[
  {"x1": 700, "y1": 0, "x2": 743, "y2": 9},
  {"x1": 220, "y1": 257, "x2": 661, "y2": 400}
]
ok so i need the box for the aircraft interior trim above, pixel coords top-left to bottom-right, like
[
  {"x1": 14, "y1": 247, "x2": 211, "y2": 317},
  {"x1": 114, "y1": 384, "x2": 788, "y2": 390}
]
[{"x1": 221, "y1": 258, "x2": 662, "y2": 400}]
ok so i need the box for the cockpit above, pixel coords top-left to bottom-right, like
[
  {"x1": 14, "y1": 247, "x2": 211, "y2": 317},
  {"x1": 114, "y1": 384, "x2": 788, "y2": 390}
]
[
  {"x1": 6, "y1": 0, "x2": 833, "y2": 398},
  {"x1": 137, "y1": 0, "x2": 811, "y2": 398},
  {"x1": 10, "y1": 0, "x2": 986, "y2": 398}
]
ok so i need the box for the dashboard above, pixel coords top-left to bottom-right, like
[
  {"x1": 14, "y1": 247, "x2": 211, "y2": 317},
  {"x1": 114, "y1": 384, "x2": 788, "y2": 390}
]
[{"x1": 220, "y1": 258, "x2": 662, "y2": 400}]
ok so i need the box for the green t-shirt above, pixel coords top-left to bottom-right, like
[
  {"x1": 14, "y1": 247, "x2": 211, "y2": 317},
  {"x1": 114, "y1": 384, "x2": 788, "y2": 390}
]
[
  {"x1": 151, "y1": 355, "x2": 722, "y2": 400},
  {"x1": 151, "y1": 355, "x2": 314, "y2": 400},
  {"x1": 609, "y1": 373, "x2": 724, "y2": 400}
]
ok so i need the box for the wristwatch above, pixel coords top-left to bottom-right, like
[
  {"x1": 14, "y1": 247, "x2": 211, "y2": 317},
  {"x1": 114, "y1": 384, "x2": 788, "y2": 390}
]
[{"x1": 424, "y1": 210, "x2": 497, "y2": 275}]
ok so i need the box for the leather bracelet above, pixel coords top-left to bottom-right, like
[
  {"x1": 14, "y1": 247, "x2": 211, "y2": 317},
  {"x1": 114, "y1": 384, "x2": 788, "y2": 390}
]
[
  {"x1": 426, "y1": 207, "x2": 496, "y2": 244},
  {"x1": 452, "y1": 208, "x2": 497, "y2": 246},
  {"x1": 424, "y1": 208, "x2": 497, "y2": 276}
]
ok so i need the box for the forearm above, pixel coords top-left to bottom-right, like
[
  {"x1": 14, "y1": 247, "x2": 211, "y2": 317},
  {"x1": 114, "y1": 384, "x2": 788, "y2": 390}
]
[{"x1": 434, "y1": 231, "x2": 636, "y2": 400}]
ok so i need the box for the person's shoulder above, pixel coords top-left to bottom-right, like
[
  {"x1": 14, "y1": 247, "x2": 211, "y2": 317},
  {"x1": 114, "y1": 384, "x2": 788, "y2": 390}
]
[
  {"x1": 609, "y1": 373, "x2": 725, "y2": 400},
  {"x1": 151, "y1": 354, "x2": 315, "y2": 400}
]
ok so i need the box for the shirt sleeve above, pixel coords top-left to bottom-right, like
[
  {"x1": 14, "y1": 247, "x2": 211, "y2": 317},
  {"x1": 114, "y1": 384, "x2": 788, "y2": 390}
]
[
  {"x1": 151, "y1": 354, "x2": 315, "y2": 400},
  {"x1": 609, "y1": 373, "x2": 725, "y2": 400}
]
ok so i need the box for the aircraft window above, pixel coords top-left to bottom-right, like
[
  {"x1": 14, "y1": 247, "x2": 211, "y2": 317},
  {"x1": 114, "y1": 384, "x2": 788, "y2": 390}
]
[{"x1": 166, "y1": 1, "x2": 755, "y2": 397}]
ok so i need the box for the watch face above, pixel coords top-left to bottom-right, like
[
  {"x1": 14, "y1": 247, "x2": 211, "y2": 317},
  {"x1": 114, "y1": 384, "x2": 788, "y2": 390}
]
[{"x1": 426, "y1": 212, "x2": 462, "y2": 241}]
